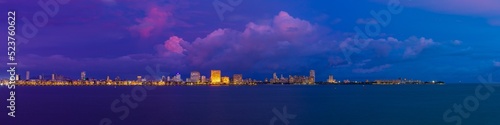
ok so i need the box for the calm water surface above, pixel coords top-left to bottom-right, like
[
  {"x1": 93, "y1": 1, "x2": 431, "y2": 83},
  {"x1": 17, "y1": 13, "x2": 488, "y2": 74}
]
[{"x1": 2, "y1": 84, "x2": 500, "y2": 125}]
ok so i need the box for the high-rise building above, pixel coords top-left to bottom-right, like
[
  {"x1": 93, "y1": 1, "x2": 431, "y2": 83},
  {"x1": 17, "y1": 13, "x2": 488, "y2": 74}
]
[
  {"x1": 233, "y1": 74, "x2": 243, "y2": 84},
  {"x1": 309, "y1": 70, "x2": 315, "y2": 84},
  {"x1": 210, "y1": 70, "x2": 221, "y2": 84},
  {"x1": 26, "y1": 71, "x2": 30, "y2": 80},
  {"x1": 137, "y1": 76, "x2": 142, "y2": 81},
  {"x1": 173, "y1": 73, "x2": 182, "y2": 82},
  {"x1": 81, "y1": 71, "x2": 86, "y2": 81},
  {"x1": 15, "y1": 74, "x2": 19, "y2": 81},
  {"x1": 52, "y1": 74, "x2": 55, "y2": 81},
  {"x1": 39, "y1": 75, "x2": 43, "y2": 80},
  {"x1": 328, "y1": 75, "x2": 336, "y2": 83},
  {"x1": 190, "y1": 71, "x2": 201, "y2": 83},
  {"x1": 222, "y1": 76, "x2": 230, "y2": 84},
  {"x1": 107, "y1": 76, "x2": 110, "y2": 81},
  {"x1": 272, "y1": 72, "x2": 278, "y2": 83},
  {"x1": 201, "y1": 75, "x2": 206, "y2": 83}
]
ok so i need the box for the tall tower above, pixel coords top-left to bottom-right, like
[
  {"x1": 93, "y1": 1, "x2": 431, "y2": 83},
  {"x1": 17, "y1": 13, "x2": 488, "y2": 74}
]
[
  {"x1": 210, "y1": 70, "x2": 221, "y2": 84},
  {"x1": 328, "y1": 75, "x2": 335, "y2": 83},
  {"x1": 201, "y1": 76, "x2": 206, "y2": 83},
  {"x1": 233, "y1": 74, "x2": 243, "y2": 84},
  {"x1": 309, "y1": 70, "x2": 315, "y2": 84},
  {"x1": 172, "y1": 73, "x2": 182, "y2": 82},
  {"x1": 81, "y1": 71, "x2": 86, "y2": 81},
  {"x1": 52, "y1": 74, "x2": 55, "y2": 81},
  {"x1": 272, "y1": 72, "x2": 278, "y2": 83},
  {"x1": 137, "y1": 76, "x2": 142, "y2": 81},
  {"x1": 190, "y1": 71, "x2": 201, "y2": 83},
  {"x1": 26, "y1": 71, "x2": 30, "y2": 80}
]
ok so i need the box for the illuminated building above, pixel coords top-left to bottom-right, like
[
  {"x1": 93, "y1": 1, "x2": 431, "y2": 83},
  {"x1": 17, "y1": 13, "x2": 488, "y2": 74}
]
[
  {"x1": 201, "y1": 76, "x2": 206, "y2": 83},
  {"x1": 39, "y1": 75, "x2": 43, "y2": 80},
  {"x1": 173, "y1": 73, "x2": 182, "y2": 82},
  {"x1": 190, "y1": 71, "x2": 201, "y2": 83},
  {"x1": 15, "y1": 74, "x2": 19, "y2": 81},
  {"x1": 272, "y1": 73, "x2": 278, "y2": 83},
  {"x1": 137, "y1": 76, "x2": 142, "y2": 81},
  {"x1": 167, "y1": 76, "x2": 171, "y2": 81},
  {"x1": 81, "y1": 71, "x2": 86, "y2": 81},
  {"x1": 328, "y1": 75, "x2": 336, "y2": 83},
  {"x1": 210, "y1": 70, "x2": 221, "y2": 84},
  {"x1": 26, "y1": 71, "x2": 30, "y2": 80},
  {"x1": 106, "y1": 76, "x2": 110, "y2": 81},
  {"x1": 233, "y1": 74, "x2": 243, "y2": 84},
  {"x1": 222, "y1": 76, "x2": 230, "y2": 84},
  {"x1": 309, "y1": 70, "x2": 315, "y2": 84},
  {"x1": 52, "y1": 74, "x2": 55, "y2": 81}
]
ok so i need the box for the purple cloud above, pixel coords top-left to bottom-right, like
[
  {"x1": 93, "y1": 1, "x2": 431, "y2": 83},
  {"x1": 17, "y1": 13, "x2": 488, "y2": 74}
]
[{"x1": 129, "y1": 4, "x2": 176, "y2": 38}]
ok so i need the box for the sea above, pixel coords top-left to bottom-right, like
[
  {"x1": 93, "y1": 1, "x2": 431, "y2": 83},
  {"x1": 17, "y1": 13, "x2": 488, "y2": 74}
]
[{"x1": 2, "y1": 84, "x2": 500, "y2": 125}]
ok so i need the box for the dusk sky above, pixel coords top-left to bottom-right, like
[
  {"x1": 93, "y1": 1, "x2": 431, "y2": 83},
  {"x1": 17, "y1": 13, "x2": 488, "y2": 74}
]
[{"x1": 1, "y1": 0, "x2": 499, "y2": 83}]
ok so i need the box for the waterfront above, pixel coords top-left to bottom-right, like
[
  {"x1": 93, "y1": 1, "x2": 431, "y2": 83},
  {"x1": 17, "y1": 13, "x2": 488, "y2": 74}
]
[{"x1": 2, "y1": 84, "x2": 500, "y2": 125}]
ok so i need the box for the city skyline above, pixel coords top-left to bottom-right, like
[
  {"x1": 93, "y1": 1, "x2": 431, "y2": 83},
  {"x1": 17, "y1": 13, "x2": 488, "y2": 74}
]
[{"x1": 10, "y1": 69, "x2": 441, "y2": 84}]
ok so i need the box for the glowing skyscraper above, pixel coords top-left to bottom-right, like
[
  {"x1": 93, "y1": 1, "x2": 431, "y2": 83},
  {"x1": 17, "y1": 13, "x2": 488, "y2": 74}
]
[
  {"x1": 26, "y1": 71, "x2": 30, "y2": 80},
  {"x1": 222, "y1": 76, "x2": 230, "y2": 84},
  {"x1": 81, "y1": 71, "x2": 86, "y2": 81},
  {"x1": 190, "y1": 71, "x2": 201, "y2": 83},
  {"x1": 309, "y1": 70, "x2": 315, "y2": 84},
  {"x1": 211, "y1": 70, "x2": 221, "y2": 84},
  {"x1": 233, "y1": 74, "x2": 243, "y2": 84}
]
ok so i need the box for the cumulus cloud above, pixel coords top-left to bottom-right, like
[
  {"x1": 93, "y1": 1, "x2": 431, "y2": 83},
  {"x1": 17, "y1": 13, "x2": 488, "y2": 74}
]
[
  {"x1": 159, "y1": 36, "x2": 187, "y2": 55},
  {"x1": 156, "y1": 11, "x2": 327, "y2": 72},
  {"x1": 156, "y1": 11, "x2": 445, "y2": 74},
  {"x1": 129, "y1": 5, "x2": 175, "y2": 38},
  {"x1": 403, "y1": 37, "x2": 436, "y2": 58}
]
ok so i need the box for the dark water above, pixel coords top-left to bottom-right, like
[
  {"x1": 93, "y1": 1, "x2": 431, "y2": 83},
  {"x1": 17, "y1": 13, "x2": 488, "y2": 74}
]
[{"x1": 2, "y1": 85, "x2": 500, "y2": 125}]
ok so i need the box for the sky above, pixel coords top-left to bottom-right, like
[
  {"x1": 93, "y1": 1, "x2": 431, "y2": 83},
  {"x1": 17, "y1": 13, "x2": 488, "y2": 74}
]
[{"x1": 1, "y1": 0, "x2": 499, "y2": 83}]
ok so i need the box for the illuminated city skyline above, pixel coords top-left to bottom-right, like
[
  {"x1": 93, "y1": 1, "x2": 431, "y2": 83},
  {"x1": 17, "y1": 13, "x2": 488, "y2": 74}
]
[{"x1": 5, "y1": 69, "x2": 444, "y2": 86}]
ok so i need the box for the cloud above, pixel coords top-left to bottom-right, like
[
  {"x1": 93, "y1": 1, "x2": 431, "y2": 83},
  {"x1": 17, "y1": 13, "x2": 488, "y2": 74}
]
[
  {"x1": 494, "y1": 61, "x2": 500, "y2": 67},
  {"x1": 156, "y1": 11, "x2": 326, "y2": 73},
  {"x1": 353, "y1": 64, "x2": 392, "y2": 73},
  {"x1": 159, "y1": 36, "x2": 187, "y2": 55},
  {"x1": 403, "y1": 37, "x2": 436, "y2": 58},
  {"x1": 402, "y1": 0, "x2": 500, "y2": 26},
  {"x1": 129, "y1": 5, "x2": 175, "y2": 38},
  {"x1": 156, "y1": 11, "x2": 448, "y2": 75},
  {"x1": 488, "y1": 19, "x2": 500, "y2": 26},
  {"x1": 453, "y1": 40, "x2": 463, "y2": 45}
]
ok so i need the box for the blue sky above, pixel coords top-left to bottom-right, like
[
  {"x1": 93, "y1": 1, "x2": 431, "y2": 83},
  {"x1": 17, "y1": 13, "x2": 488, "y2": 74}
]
[{"x1": 1, "y1": 0, "x2": 499, "y2": 83}]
